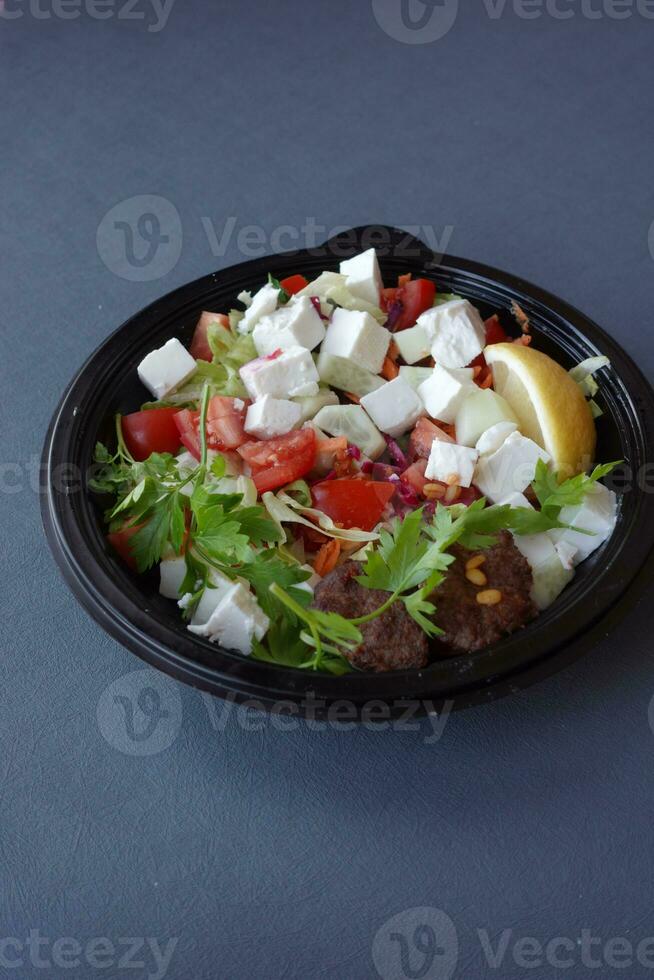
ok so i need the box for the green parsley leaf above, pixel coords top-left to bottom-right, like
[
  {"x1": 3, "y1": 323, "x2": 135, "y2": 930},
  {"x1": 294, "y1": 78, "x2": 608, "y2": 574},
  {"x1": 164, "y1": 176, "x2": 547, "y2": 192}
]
[{"x1": 268, "y1": 273, "x2": 291, "y2": 305}]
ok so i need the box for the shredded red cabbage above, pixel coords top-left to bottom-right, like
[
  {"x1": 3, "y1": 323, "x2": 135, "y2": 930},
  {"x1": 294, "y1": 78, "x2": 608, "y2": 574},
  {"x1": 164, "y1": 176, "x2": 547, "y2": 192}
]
[
  {"x1": 346, "y1": 444, "x2": 361, "y2": 460},
  {"x1": 384, "y1": 300, "x2": 404, "y2": 331},
  {"x1": 385, "y1": 435, "x2": 407, "y2": 469},
  {"x1": 310, "y1": 296, "x2": 329, "y2": 321}
]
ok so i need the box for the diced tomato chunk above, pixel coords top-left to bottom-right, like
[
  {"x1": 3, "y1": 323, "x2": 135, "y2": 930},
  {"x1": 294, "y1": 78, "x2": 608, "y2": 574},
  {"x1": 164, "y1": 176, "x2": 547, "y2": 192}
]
[
  {"x1": 311, "y1": 436, "x2": 348, "y2": 478},
  {"x1": 380, "y1": 279, "x2": 436, "y2": 331},
  {"x1": 238, "y1": 428, "x2": 317, "y2": 493},
  {"x1": 174, "y1": 397, "x2": 248, "y2": 460},
  {"x1": 189, "y1": 312, "x2": 230, "y2": 362},
  {"x1": 174, "y1": 409, "x2": 201, "y2": 459},
  {"x1": 484, "y1": 314, "x2": 508, "y2": 346},
  {"x1": 401, "y1": 458, "x2": 429, "y2": 496},
  {"x1": 458, "y1": 485, "x2": 484, "y2": 507},
  {"x1": 280, "y1": 274, "x2": 309, "y2": 295},
  {"x1": 311, "y1": 478, "x2": 395, "y2": 531},
  {"x1": 410, "y1": 418, "x2": 455, "y2": 459},
  {"x1": 121, "y1": 408, "x2": 182, "y2": 461},
  {"x1": 206, "y1": 396, "x2": 248, "y2": 450},
  {"x1": 107, "y1": 524, "x2": 142, "y2": 571}
]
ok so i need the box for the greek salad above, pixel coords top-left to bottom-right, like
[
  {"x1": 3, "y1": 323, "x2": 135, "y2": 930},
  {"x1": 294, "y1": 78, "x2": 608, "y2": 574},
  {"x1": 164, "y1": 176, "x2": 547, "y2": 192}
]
[{"x1": 91, "y1": 249, "x2": 619, "y2": 674}]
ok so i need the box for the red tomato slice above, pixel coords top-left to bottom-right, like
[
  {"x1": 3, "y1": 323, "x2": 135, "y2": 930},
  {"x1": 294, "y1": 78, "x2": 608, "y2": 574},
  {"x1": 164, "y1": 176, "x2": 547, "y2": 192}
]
[
  {"x1": 458, "y1": 485, "x2": 484, "y2": 507},
  {"x1": 311, "y1": 478, "x2": 395, "y2": 531},
  {"x1": 280, "y1": 274, "x2": 309, "y2": 295},
  {"x1": 174, "y1": 398, "x2": 248, "y2": 460},
  {"x1": 380, "y1": 287, "x2": 398, "y2": 312},
  {"x1": 107, "y1": 524, "x2": 142, "y2": 571},
  {"x1": 190, "y1": 312, "x2": 230, "y2": 362},
  {"x1": 409, "y1": 418, "x2": 455, "y2": 459},
  {"x1": 174, "y1": 409, "x2": 202, "y2": 459},
  {"x1": 401, "y1": 458, "x2": 429, "y2": 496},
  {"x1": 395, "y1": 279, "x2": 436, "y2": 331},
  {"x1": 311, "y1": 436, "x2": 348, "y2": 478},
  {"x1": 484, "y1": 314, "x2": 508, "y2": 346},
  {"x1": 238, "y1": 428, "x2": 317, "y2": 493},
  {"x1": 121, "y1": 408, "x2": 182, "y2": 462},
  {"x1": 206, "y1": 396, "x2": 248, "y2": 450}
]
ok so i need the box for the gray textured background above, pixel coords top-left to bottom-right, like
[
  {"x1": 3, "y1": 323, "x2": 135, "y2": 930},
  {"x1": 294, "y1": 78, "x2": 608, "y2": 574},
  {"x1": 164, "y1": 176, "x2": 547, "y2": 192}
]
[{"x1": 2, "y1": 2, "x2": 654, "y2": 978}]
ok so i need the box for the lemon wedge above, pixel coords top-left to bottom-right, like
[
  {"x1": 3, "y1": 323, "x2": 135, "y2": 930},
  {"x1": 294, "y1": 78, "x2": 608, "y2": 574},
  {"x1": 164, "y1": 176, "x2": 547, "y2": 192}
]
[{"x1": 484, "y1": 343, "x2": 596, "y2": 477}]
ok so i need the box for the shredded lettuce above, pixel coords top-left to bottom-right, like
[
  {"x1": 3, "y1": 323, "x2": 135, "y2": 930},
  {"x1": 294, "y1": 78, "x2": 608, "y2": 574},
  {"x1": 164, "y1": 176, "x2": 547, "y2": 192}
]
[
  {"x1": 262, "y1": 489, "x2": 381, "y2": 544},
  {"x1": 433, "y1": 292, "x2": 462, "y2": 306},
  {"x1": 569, "y1": 355, "x2": 610, "y2": 417},
  {"x1": 324, "y1": 284, "x2": 386, "y2": 324}
]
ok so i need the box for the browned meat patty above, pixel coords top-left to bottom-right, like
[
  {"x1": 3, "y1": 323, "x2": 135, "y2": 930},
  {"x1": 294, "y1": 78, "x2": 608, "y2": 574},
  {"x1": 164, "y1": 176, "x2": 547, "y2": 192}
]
[
  {"x1": 432, "y1": 530, "x2": 537, "y2": 653},
  {"x1": 312, "y1": 562, "x2": 429, "y2": 672}
]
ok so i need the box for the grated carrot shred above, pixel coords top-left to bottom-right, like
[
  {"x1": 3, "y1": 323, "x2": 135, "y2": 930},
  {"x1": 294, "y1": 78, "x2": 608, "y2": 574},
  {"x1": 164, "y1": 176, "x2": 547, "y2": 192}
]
[
  {"x1": 381, "y1": 356, "x2": 399, "y2": 380},
  {"x1": 313, "y1": 538, "x2": 341, "y2": 576},
  {"x1": 344, "y1": 391, "x2": 360, "y2": 404}
]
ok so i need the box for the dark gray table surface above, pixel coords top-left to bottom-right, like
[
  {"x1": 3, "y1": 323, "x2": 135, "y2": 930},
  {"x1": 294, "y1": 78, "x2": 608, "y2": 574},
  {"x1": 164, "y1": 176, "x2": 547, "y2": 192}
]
[{"x1": 2, "y1": 2, "x2": 654, "y2": 978}]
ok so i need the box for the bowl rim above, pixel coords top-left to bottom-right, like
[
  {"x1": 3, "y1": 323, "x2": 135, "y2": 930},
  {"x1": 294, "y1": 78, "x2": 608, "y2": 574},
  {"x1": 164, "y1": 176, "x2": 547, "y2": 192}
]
[{"x1": 41, "y1": 225, "x2": 654, "y2": 716}]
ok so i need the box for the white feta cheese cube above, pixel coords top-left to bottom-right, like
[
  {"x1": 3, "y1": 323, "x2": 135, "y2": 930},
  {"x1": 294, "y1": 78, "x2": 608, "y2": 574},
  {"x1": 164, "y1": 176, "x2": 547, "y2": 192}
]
[
  {"x1": 244, "y1": 394, "x2": 302, "y2": 440},
  {"x1": 188, "y1": 582, "x2": 269, "y2": 655},
  {"x1": 252, "y1": 296, "x2": 326, "y2": 356},
  {"x1": 425, "y1": 441, "x2": 479, "y2": 488},
  {"x1": 549, "y1": 483, "x2": 617, "y2": 565},
  {"x1": 391, "y1": 324, "x2": 431, "y2": 365},
  {"x1": 137, "y1": 338, "x2": 197, "y2": 400},
  {"x1": 418, "y1": 299, "x2": 486, "y2": 368},
  {"x1": 321, "y1": 308, "x2": 391, "y2": 375},
  {"x1": 339, "y1": 248, "x2": 383, "y2": 307},
  {"x1": 238, "y1": 282, "x2": 279, "y2": 333},
  {"x1": 498, "y1": 491, "x2": 574, "y2": 609},
  {"x1": 159, "y1": 556, "x2": 187, "y2": 599},
  {"x1": 474, "y1": 431, "x2": 551, "y2": 502},
  {"x1": 476, "y1": 421, "x2": 519, "y2": 456},
  {"x1": 417, "y1": 364, "x2": 477, "y2": 423},
  {"x1": 189, "y1": 569, "x2": 233, "y2": 627},
  {"x1": 240, "y1": 346, "x2": 320, "y2": 400},
  {"x1": 512, "y1": 530, "x2": 558, "y2": 569},
  {"x1": 360, "y1": 377, "x2": 425, "y2": 438}
]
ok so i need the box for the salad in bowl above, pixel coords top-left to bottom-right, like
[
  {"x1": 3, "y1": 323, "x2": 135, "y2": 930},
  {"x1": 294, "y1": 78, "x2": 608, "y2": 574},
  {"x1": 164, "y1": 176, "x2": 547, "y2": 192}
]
[{"x1": 91, "y1": 248, "x2": 619, "y2": 675}]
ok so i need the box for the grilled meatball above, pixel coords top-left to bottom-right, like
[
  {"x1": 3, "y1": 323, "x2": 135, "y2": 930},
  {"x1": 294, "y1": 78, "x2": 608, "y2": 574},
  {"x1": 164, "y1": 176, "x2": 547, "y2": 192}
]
[
  {"x1": 312, "y1": 562, "x2": 429, "y2": 672},
  {"x1": 432, "y1": 531, "x2": 537, "y2": 654}
]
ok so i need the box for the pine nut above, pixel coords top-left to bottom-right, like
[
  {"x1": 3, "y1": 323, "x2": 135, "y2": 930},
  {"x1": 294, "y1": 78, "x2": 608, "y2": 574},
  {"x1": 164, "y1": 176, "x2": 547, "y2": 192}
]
[
  {"x1": 466, "y1": 569, "x2": 488, "y2": 586},
  {"x1": 444, "y1": 484, "x2": 461, "y2": 504},
  {"x1": 465, "y1": 555, "x2": 486, "y2": 571},
  {"x1": 477, "y1": 589, "x2": 502, "y2": 606},
  {"x1": 423, "y1": 483, "x2": 446, "y2": 500},
  {"x1": 445, "y1": 473, "x2": 459, "y2": 486}
]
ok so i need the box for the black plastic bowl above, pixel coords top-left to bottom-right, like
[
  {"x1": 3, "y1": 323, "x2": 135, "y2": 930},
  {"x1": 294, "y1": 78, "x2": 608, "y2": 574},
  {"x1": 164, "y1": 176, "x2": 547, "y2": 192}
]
[{"x1": 41, "y1": 227, "x2": 654, "y2": 716}]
